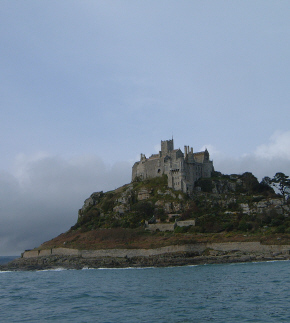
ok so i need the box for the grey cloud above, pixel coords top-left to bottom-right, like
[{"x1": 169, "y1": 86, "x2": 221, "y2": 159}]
[
  {"x1": 0, "y1": 155, "x2": 131, "y2": 256},
  {"x1": 214, "y1": 154, "x2": 290, "y2": 181},
  {"x1": 208, "y1": 131, "x2": 290, "y2": 180}
]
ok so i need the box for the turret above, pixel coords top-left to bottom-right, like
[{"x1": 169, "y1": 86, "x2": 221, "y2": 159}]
[{"x1": 184, "y1": 145, "x2": 188, "y2": 157}]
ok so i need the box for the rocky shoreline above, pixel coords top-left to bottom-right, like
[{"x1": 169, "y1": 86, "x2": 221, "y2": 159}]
[{"x1": 1, "y1": 248, "x2": 290, "y2": 271}]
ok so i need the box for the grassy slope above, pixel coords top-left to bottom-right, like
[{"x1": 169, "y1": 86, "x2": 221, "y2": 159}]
[{"x1": 39, "y1": 229, "x2": 290, "y2": 250}]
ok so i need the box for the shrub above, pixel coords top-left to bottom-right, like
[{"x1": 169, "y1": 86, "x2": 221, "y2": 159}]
[
  {"x1": 224, "y1": 223, "x2": 234, "y2": 232},
  {"x1": 155, "y1": 208, "x2": 167, "y2": 222},
  {"x1": 132, "y1": 201, "x2": 154, "y2": 219},
  {"x1": 174, "y1": 226, "x2": 190, "y2": 233},
  {"x1": 238, "y1": 220, "x2": 252, "y2": 232},
  {"x1": 275, "y1": 225, "x2": 286, "y2": 233},
  {"x1": 195, "y1": 178, "x2": 214, "y2": 193}
]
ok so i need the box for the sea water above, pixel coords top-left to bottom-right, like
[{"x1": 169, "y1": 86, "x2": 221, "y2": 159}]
[{"x1": 1, "y1": 260, "x2": 289, "y2": 322}]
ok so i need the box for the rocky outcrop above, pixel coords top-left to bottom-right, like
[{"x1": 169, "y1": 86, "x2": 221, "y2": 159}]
[
  {"x1": 73, "y1": 172, "x2": 289, "y2": 235},
  {"x1": 78, "y1": 191, "x2": 104, "y2": 218},
  {"x1": 212, "y1": 179, "x2": 237, "y2": 194}
]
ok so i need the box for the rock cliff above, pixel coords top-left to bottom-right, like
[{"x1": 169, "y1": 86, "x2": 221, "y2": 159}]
[{"x1": 74, "y1": 172, "x2": 290, "y2": 235}]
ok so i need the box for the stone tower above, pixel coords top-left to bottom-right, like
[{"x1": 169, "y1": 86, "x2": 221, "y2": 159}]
[{"x1": 161, "y1": 139, "x2": 174, "y2": 156}]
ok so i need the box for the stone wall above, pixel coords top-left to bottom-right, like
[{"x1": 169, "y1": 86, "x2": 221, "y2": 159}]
[
  {"x1": 51, "y1": 248, "x2": 80, "y2": 256},
  {"x1": 22, "y1": 242, "x2": 290, "y2": 259},
  {"x1": 176, "y1": 220, "x2": 196, "y2": 227},
  {"x1": 144, "y1": 219, "x2": 195, "y2": 231},
  {"x1": 145, "y1": 223, "x2": 176, "y2": 232},
  {"x1": 39, "y1": 249, "x2": 52, "y2": 256},
  {"x1": 209, "y1": 242, "x2": 290, "y2": 254},
  {"x1": 23, "y1": 250, "x2": 40, "y2": 258}
]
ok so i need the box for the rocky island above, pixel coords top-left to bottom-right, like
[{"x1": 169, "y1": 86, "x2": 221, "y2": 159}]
[{"x1": 2, "y1": 139, "x2": 290, "y2": 271}]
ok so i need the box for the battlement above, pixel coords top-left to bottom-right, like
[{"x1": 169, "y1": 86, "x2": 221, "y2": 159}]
[{"x1": 132, "y1": 139, "x2": 214, "y2": 194}]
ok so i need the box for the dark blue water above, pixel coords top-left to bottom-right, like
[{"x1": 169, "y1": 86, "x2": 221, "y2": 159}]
[{"x1": 1, "y1": 261, "x2": 289, "y2": 322}]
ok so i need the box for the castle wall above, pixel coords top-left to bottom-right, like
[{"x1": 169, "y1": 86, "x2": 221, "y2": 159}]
[
  {"x1": 170, "y1": 169, "x2": 183, "y2": 191},
  {"x1": 132, "y1": 160, "x2": 146, "y2": 180},
  {"x1": 202, "y1": 161, "x2": 213, "y2": 178},
  {"x1": 193, "y1": 152, "x2": 205, "y2": 163},
  {"x1": 145, "y1": 158, "x2": 161, "y2": 179},
  {"x1": 132, "y1": 162, "x2": 138, "y2": 180}
]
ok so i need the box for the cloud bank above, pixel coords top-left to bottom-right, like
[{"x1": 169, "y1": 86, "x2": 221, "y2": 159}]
[
  {"x1": 211, "y1": 131, "x2": 290, "y2": 180},
  {"x1": 0, "y1": 155, "x2": 131, "y2": 255}
]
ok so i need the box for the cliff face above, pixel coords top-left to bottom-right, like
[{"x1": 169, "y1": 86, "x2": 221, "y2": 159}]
[{"x1": 75, "y1": 175, "x2": 189, "y2": 231}]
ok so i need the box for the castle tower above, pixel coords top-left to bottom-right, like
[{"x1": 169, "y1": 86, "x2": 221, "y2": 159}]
[{"x1": 161, "y1": 139, "x2": 174, "y2": 156}]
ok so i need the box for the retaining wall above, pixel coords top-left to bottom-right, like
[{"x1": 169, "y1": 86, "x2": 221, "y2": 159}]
[
  {"x1": 145, "y1": 223, "x2": 176, "y2": 231},
  {"x1": 22, "y1": 242, "x2": 290, "y2": 259},
  {"x1": 176, "y1": 220, "x2": 196, "y2": 227}
]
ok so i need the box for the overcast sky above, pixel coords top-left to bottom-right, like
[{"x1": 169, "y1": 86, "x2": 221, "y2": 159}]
[{"x1": 1, "y1": 1, "x2": 289, "y2": 255}]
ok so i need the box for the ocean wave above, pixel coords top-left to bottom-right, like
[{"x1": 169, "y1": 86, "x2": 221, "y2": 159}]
[
  {"x1": 36, "y1": 267, "x2": 68, "y2": 272},
  {"x1": 0, "y1": 270, "x2": 14, "y2": 273},
  {"x1": 97, "y1": 266, "x2": 156, "y2": 270}
]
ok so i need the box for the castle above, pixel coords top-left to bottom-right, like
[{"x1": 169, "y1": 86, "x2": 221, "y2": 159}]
[{"x1": 132, "y1": 139, "x2": 214, "y2": 194}]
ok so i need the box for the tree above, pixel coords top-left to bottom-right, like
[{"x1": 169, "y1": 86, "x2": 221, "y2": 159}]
[
  {"x1": 258, "y1": 176, "x2": 275, "y2": 194},
  {"x1": 261, "y1": 176, "x2": 271, "y2": 186},
  {"x1": 240, "y1": 172, "x2": 259, "y2": 192},
  {"x1": 270, "y1": 172, "x2": 290, "y2": 202}
]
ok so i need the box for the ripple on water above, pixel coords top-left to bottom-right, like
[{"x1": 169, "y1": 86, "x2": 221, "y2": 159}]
[{"x1": 0, "y1": 260, "x2": 289, "y2": 322}]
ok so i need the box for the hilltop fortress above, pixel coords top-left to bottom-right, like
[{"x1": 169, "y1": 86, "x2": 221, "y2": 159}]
[{"x1": 132, "y1": 139, "x2": 214, "y2": 194}]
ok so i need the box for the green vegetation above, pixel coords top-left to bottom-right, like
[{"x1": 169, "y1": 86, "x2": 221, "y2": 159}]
[{"x1": 69, "y1": 171, "x2": 290, "y2": 239}]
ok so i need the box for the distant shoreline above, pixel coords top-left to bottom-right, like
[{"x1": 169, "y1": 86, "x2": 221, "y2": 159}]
[{"x1": 0, "y1": 256, "x2": 20, "y2": 265}]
